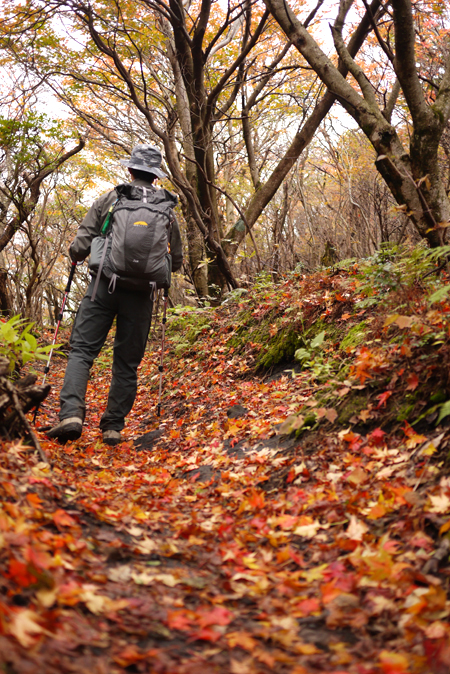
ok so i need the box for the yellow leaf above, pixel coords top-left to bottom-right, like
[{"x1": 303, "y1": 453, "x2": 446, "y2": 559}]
[
  {"x1": 379, "y1": 650, "x2": 410, "y2": 672},
  {"x1": 137, "y1": 537, "x2": 157, "y2": 554},
  {"x1": 293, "y1": 522, "x2": 320, "y2": 538},
  {"x1": 79, "y1": 587, "x2": 108, "y2": 614},
  {"x1": 296, "y1": 643, "x2": 320, "y2": 655},
  {"x1": 230, "y1": 659, "x2": 252, "y2": 674},
  {"x1": 395, "y1": 315, "x2": 414, "y2": 329},
  {"x1": 370, "y1": 595, "x2": 396, "y2": 614},
  {"x1": 9, "y1": 609, "x2": 45, "y2": 647},
  {"x1": 301, "y1": 563, "x2": 328, "y2": 582},
  {"x1": 108, "y1": 565, "x2": 133, "y2": 583},
  {"x1": 131, "y1": 571, "x2": 180, "y2": 587},
  {"x1": 384, "y1": 314, "x2": 400, "y2": 327},
  {"x1": 127, "y1": 526, "x2": 144, "y2": 537},
  {"x1": 429, "y1": 493, "x2": 450, "y2": 514},
  {"x1": 36, "y1": 587, "x2": 58, "y2": 608},
  {"x1": 422, "y1": 443, "x2": 437, "y2": 456},
  {"x1": 226, "y1": 631, "x2": 257, "y2": 651},
  {"x1": 346, "y1": 516, "x2": 368, "y2": 541}
]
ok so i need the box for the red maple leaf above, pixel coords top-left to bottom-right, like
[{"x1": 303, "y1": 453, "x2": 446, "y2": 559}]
[{"x1": 376, "y1": 391, "x2": 392, "y2": 409}]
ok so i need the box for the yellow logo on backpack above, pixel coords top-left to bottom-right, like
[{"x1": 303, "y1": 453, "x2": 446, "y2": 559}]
[{"x1": 133, "y1": 221, "x2": 148, "y2": 226}]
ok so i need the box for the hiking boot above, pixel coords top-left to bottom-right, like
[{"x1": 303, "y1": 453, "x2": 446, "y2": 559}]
[
  {"x1": 103, "y1": 430, "x2": 122, "y2": 447},
  {"x1": 46, "y1": 417, "x2": 82, "y2": 443}
]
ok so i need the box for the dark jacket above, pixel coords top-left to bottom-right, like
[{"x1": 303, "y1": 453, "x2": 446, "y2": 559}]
[{"x1": 70, "y1": 178, "x2": 183, "y2": 272}]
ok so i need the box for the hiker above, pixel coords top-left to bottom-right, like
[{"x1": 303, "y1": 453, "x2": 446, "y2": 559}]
[{"x1": 47, "y1": 145, "x2": 183, "y2": 446}]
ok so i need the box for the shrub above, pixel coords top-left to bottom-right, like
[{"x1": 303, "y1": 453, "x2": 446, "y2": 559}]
[{"x1": 0, "y1": 316, "x2": 56, "y2": 376}]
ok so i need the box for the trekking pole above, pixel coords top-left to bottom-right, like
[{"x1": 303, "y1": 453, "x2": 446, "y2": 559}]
[
  {"x1": 151, "y1": 289, "x2": 162, "y2": 341},
  {"x1": 156, "y1": 287, "x2": 169, "y2": 417},
  {"x1": 33, "y1": 261, "x2": 77, "y2": 423}
]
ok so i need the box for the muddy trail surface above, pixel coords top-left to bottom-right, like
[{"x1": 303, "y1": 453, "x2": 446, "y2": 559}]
[{"x1": 2, "y1": 268, "x2": 450, "y2": 673}]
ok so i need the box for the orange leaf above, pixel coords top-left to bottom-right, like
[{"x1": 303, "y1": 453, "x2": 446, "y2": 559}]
[
  {"x1": 379, "y1": 650, "x2": 410, "y2": 674},
  {"x1": 26, "y1": 493, "x2": 43, "y2": 507},
  {"x1": 347, "y1": 467, "x2": 368, "y2": 485},
  {"x1": 3, "y1": 482, "x2": 17, "y2": 498},
  {"x1": 53, "y1": 509, "x2": 77, "y2": 528},
  {"x1": 166, "y1": 610, "x2": 193, "y2": 631},
  {"x1": 406, "y1": 373, "x2": 419, "y2": 391},
  {"x1": 24, "y1": 545, "x2": 52, "y2": 570},
  {"x1": 439, "y1": 519, "x2": 450, "y2": 535},
  {"x1": 366, "y1": 504, "x2": 387, "y2": 520},
  {"x1": 114, "y1": 645, "x2": 159, "y2": 667},
  {"x1": 376, "y1": 391, "x2": 392, "y2": 409},
  {"x1": 227, "y1": 630, "x2": 257, "y2": 651},
  {"x1": 295, "y1": 598, "x2": 320, "y2": 616}
]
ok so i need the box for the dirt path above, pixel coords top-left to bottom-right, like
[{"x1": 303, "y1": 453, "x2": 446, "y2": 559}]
[{"x1": 1, "y1": 336, "x2": 450, "y2": 674}]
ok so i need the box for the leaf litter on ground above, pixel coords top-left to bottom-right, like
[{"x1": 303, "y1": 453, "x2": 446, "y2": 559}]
[{"x1": 2, "y1": 254, "x2": 450, "y2": 672}]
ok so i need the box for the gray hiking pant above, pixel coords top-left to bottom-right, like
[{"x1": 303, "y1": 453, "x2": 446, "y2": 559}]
[{"x1": 59, "y1": 276, "x2": 153, "y2": 431}]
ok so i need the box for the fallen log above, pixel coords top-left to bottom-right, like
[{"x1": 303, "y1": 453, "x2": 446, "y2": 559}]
[{"x1": 0, "y1": 356, "x2": 50, "y2": 462}]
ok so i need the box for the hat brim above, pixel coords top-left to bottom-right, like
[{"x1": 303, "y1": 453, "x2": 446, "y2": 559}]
[{"x1": 120, "y1": 158, "x2": 167, "y2": 179}]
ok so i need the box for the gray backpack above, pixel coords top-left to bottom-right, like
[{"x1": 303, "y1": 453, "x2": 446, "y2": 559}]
[{"x1": 89, "y1": 183, "x2": 177, "y2": 299}]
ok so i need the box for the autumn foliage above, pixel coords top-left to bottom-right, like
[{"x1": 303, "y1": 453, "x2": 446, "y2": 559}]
[{"x1": 2, "y1": 248, "x2": 450, "y2": 672}]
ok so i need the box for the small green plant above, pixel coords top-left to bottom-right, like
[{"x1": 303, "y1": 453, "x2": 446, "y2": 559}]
[
  {"x1": 294, "y1": 330, "x2": 326, "y2": 365},
  {"x1": 289, "y1": 330, "x2": 336, "y2": 381},
  {"x1": 0, "y1": 316, "x2": 57, "y2": 375},
  {"x1": 222, "y1": 288, "x2": 249, "y2": 305},
  {"x1": 253, "y1": 270, "x2": 274, "y2": 290},
  {"x1": 94, "y1": 346, "x2": 113, "y2": 372},
  {"x1": 428, "y1": 285, "x2": 450, "y2": 304},
  {"x1": 354, "y1": 242, "x2": 437, "y2": 308},
  {"x1": 167, "y1": 306, "x2": 213, "y2": 355}
]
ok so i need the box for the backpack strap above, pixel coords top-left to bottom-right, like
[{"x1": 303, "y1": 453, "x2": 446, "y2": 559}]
[
  {"x1": 101, "y1": 196, "x2": 119, "y2": 235},
  {"x1": 90, "y1": 234, "x2": 111, "y2": 303},
  {"x1": 108, "y1": 274, "x2": 119, "y2": 295},
  {"x1": 168, "y1": 212, "x2": 174, "y2": 251},
  {"x1": 90, "y1": 191, "x2": 120, "y2": 302}
]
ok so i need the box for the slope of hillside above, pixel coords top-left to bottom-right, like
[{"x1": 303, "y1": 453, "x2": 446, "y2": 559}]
[{"x1": 1, "y1": 244, "x2": 450, "y2": 673}]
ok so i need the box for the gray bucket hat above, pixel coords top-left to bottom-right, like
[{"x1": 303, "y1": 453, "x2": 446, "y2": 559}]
[{"x1": 120, "y1": 144, "x2": 167, "y2": 179}]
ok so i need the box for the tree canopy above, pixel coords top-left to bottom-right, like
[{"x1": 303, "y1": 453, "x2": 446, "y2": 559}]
[{"x1": 0, "y1": 0, "x2": 449, "y2": 309}]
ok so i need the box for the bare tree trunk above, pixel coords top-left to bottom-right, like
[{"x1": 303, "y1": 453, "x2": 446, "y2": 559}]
[
  {"x1": 0, "y1": 253, "x2": 12, "y2": 316},
  {"x1": 264, "y1": 0, "x2": 450, "y2": 247},
  {"x1": 222, "y1": 0, "x2": 384, "y2": 258}
]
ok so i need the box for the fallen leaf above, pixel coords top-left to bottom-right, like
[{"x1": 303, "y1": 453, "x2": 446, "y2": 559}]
[
  {"x1": 379, "y1": 650, "x2": 410, "y2": 674},
  {"x1": 406, "y1": 373, "x2": 419, "y2": 391},
  {"x1": 347, "y1": 467, "x2": 368, "y2": 485},
  {"x1": 131, "y1": 571, "x2": 180, "y2": 587},
  {"x1": 425, "y1": 621, "x2": 448, "y2": 639},
  {"x1": 9, "y1": 609, "x2": 45, "y2": 647},
  {"x1": 293, "y1": 522, "x2": 321, "y2": 538},
  {"x1": 429, "y1": 493, "x2": 450, "y2": 514},
  {"x1": 346, "y1": 516, "x2": 368, "y2": 541},
  {"x1": 53, "y1": 509, "x2": 77, "y2": 528}
]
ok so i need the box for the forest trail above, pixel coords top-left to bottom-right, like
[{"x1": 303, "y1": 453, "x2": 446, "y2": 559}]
[{"x1": 2, "y1": 263, "x2": 450, "y2": 673}]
